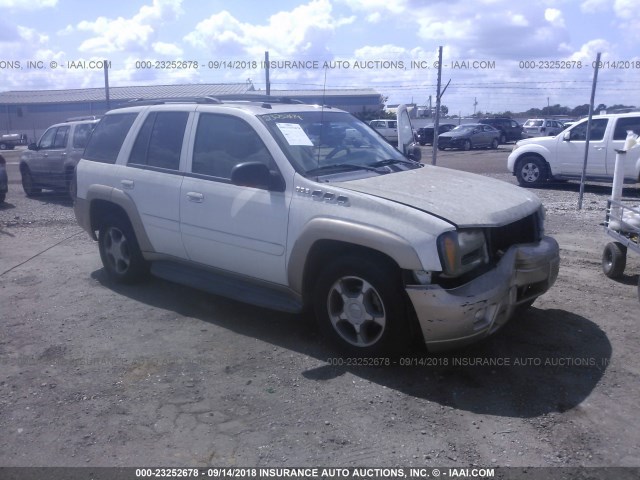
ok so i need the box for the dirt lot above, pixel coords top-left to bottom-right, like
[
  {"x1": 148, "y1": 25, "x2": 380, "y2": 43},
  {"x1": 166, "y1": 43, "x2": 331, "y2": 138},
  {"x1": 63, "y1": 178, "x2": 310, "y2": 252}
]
[{"x1": 1, "y1": 146, "x2": 639, "y2": 468}]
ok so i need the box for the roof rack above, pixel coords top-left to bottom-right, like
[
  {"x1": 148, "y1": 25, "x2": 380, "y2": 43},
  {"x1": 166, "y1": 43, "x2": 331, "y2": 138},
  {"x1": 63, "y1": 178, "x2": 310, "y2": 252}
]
[
  {"x1": 65, "y1": 115, "x2": 101, "y2": 122},
  {"x1": 124, "y1": 96, "x2": 223, "y2": 106}
]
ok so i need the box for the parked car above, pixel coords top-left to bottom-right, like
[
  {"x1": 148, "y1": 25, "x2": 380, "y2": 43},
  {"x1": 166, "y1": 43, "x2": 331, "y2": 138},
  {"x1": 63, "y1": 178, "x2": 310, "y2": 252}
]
[
  {"x1": 522, "y1": 118, "x2": 564, "y2": 138},
  {"x1": 75, "y1": 97, "x2": 559, "y2": 355},
  {"x1": 19, "y1": 117, "x2": 99, "y2": 198},
  {"x1": 369, "y1": 119, "x2": 398, "y2": 142},
  {"x1": 437, "y1": 124, "x2": 500, "y2": 151},
  {"x1": 416, "y1": 123, "x2": 456, "y2": 145},
  {"x1": 0, "y1": 154, "x2": 8, "y2": 203},
  {"x1": 508, "y1": 112, "x2": 640, "y2": 186},
  {"x1": 478, "y1": 118, "x2": 523, "y2": 143}
]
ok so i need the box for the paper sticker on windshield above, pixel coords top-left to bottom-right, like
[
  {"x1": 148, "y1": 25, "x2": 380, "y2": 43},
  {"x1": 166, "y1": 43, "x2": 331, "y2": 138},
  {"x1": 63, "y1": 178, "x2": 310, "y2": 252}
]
[{"x1": 276, "y1": 123, "x2": 314, "y2": 146}]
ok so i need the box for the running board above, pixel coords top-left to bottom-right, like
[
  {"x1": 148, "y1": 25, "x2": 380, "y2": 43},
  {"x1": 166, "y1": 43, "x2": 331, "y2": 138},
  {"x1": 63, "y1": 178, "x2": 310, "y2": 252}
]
[{"x1": 151, "y1": 261, "x2": 303, "y2": 314}]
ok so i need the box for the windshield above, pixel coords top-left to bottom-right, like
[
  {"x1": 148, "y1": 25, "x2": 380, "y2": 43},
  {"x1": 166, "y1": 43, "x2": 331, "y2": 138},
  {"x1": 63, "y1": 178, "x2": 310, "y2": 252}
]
[
  {"x1": 451, "y1": 125, "x2": 476, "y2": 133},
  {"x1": 525, "y1": 120, "x2": 543, "y2": 127},
  {"x1": 258, "y1": 111, "x2": 413, "y2": 177}
]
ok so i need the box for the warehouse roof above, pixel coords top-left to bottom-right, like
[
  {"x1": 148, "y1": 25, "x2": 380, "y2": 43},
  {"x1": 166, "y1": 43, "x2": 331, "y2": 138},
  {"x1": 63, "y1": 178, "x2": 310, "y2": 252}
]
[{"x1": 0, "y1": 84, "x2": 382, "y2": 105}]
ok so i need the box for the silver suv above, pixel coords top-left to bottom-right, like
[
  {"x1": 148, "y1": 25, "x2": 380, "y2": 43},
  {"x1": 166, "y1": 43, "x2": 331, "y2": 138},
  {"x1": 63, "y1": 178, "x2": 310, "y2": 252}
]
[
  {"x1": 522, "y1": 118, "x2": 564, "y2": 138},
  {"x1": 20, "y1": 117, "x2": 99, "y2": 198},
  {"x1": 75, "y1": 97, "x2": 559, "y2": 355}
]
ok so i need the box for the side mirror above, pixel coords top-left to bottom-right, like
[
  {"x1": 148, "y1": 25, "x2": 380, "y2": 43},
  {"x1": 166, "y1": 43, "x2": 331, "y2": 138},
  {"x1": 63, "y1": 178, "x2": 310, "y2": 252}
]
[
  {"x1": 28, "y1": 143, "x2": 38, "y2": 151},
  {"x1": 230, "y1": 162, "x2": 285, "y2": 192},
  {"x1": 563, "y1": 131, "x2": 571, "y2": 142},
  {"x1": 407, "y1": 144, "x2": 422, "y2": 162}
]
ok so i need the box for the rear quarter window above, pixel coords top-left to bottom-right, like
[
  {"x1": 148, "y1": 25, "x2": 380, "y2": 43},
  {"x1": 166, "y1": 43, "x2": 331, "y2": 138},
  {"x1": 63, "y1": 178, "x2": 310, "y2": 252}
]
[
  {"x1": 84, "y1": 113, "x2": 138, "y2": 164},
  {"x1": 613, "y1": 117, "x2": 640, "y2": 141}
]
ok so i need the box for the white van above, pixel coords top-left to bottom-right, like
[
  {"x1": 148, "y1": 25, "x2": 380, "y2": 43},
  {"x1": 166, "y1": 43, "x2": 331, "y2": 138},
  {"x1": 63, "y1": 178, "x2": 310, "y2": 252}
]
[
  {"x1": 508, "y1": 112, "x2": 640, "y2": 186},
  {"x1": 369, "y1": 119, "x2": 398, "y2": 142}
]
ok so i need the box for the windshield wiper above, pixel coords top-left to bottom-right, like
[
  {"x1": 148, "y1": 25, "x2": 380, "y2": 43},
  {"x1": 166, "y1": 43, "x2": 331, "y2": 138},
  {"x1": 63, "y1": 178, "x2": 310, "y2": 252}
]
[
  {"x1": 368, "y1": 158, "x2": 422, "y2": 168},
  {"x1": 305, "y1": 163, "x2": 382, "y2": 175}
]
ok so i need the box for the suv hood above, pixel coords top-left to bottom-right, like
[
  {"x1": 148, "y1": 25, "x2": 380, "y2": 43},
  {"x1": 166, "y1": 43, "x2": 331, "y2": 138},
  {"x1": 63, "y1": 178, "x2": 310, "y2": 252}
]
[{"x1": 339, "y1": 166, "x2": 541, "y2": 228}]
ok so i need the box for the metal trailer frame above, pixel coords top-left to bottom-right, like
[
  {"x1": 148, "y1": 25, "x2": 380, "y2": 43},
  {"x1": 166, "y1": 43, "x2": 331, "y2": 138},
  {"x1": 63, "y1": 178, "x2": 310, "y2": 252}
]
[{"x1": 602, "y1": 199, "x2": 640, "y2": 301}]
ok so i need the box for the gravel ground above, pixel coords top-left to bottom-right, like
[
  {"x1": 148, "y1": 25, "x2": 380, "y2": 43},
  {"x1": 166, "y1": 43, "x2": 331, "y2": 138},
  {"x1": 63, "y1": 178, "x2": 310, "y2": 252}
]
[{"x1": 1, "y1": 147, "x2": 639, "y2": 469}]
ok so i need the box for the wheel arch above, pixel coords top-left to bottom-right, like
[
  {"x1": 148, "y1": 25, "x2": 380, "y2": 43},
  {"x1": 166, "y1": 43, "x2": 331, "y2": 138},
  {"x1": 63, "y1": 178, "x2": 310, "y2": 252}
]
[
  {"x1": 86, "y1": 187, "x2": 154, "y2": 253},
  {"x1": 288, "y1": 218, "x2": 424, "y2": 297}
]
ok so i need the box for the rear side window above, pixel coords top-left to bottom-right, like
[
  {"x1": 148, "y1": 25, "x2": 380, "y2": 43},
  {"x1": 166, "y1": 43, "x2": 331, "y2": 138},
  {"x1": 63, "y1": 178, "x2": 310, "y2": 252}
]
[
  {"x1": 84, "y1": 113, "x2": 138, "y2": 164},
  {"x1": 613, "y1": 117, "x2": 640, "y2": 141},
  {"x1": 73, "y1": 123, "x2": 96, "y2": 149},
  {"x1": 129, "y1": 112, "x2": 188, "y2": 170}
]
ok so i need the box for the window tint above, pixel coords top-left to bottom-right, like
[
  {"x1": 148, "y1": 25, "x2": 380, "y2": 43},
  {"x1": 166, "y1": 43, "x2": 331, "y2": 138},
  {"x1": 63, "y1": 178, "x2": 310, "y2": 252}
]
[
  {"x1": 129, "y1": 111, "x2": 188, "y2": 170},
  {"x1": 53, "y1": 126, "x2": 69, "y2": 149},
  {"x1": 569, "y1": 119, "x2": 608, "y2": 141},
  {"x1": 613, "y1": 117, "x2": 640, "y2": 141},
  {"x1": 84, "y1": 113, "x2": 138, "y2": 164},
  {"x1": 73, "y1": 123, "x2": 96, "y2": 149},
  {"x1": 389, "y1": 121, "x2": 397, "y2": 128},
  {"x1": 38, "y1": 127, "x2": 57, "y2": 149},
  {"x1": 192, "y1": 114, "x2": 274, "y2": 179}
]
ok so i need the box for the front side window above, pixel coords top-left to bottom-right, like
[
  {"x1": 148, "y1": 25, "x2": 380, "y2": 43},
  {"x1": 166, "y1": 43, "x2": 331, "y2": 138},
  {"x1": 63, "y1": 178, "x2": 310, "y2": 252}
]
[
  {"x1": 53, "y1": 126, "x2": 69, "y2": 149},
  {"x1": 84, "y1": 113, "x2": 138, "y2": 164},
  {"x1": 129, "y1": 111, "x2": 188, "y2": 170},
  {"x1": 192, "y1": 114, "x2": 275, "y2": 179},
  {"x1": 569, "y1": 119, "x2": 608, "y2": 141}
]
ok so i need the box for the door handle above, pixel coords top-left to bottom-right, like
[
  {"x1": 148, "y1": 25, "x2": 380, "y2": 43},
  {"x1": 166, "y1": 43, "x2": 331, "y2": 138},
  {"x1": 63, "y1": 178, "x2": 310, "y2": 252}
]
[
  {"x1": 593, "y1": 146, "x2": 605, "y2": 151},
  {"x1": 121, "y1": 179, "x2": 134, "y2": 189},
  {"x1": 186, "y1": 192, "x2": 204, "y2": 203}
]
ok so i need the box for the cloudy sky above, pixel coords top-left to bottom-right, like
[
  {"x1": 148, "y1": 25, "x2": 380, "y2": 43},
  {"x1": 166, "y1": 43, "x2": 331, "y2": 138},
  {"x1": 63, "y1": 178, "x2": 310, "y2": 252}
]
[{"x1": 0, "y1": 0, "x2": 637, "y2": 115}]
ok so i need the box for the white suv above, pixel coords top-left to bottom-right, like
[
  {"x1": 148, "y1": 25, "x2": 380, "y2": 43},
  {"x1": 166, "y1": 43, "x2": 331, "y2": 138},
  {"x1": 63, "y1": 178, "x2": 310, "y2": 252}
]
[{"x1": 75, "y1": 97, "x2": 559, "y2": 354}]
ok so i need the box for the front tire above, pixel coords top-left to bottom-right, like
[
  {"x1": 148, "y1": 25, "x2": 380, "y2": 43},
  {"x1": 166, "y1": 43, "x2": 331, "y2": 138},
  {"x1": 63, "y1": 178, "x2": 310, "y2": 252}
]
[
  {"x1": 462, "y1": 139, "x2": 472, "y2": 151},
  {"x1": 313, "y1": 255, "x2": 408, "y2": 356},
  {"x1": 515, "y1": 156, "x2": 548, "y2": 187},
  {"x1": 499, "y1": 133, "x2": 507, "y2": 144},
  {"x1": 602, "y1": 242, "x2": 626, "y2": 279},
  {"x1": 98, "y1": 215, "x2": 149, "y2": 284}
]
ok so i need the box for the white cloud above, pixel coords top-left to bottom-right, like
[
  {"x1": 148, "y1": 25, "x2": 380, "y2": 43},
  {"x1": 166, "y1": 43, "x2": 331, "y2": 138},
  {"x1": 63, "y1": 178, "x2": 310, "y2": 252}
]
[
  {"x1": 153, "y1": 41, "x2": 183, "y2": 56},
  {"x1": 77, "y1": 0, "x2": 183, "y2": 53},
  {"x1": 184, "y1": 0, "x2": 355, "y2": 58},
  {"x1": 580, "y1": 0, "x2": 610, "y2": 14},
  {"x1": 0, "y1": 0, "x2": 56, "y2": 9},
  {"x1": 544, "y1": 8, "x2": 565, "y2": 27}
]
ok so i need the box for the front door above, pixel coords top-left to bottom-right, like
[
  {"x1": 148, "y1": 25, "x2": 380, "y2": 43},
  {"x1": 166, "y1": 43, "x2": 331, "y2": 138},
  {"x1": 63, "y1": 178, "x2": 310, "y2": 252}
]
[
  {"x1": 557, "y1": 118, "x2": 609, "y2": 176},
  {"x1": 180, "y1": 112, "x2": 290, "y2": 285}
]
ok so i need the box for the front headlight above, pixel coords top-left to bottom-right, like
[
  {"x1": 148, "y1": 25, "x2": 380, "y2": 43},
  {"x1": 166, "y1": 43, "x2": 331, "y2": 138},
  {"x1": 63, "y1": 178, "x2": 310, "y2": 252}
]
[{"x1": 437, "y1": 229, "x2": 488, "y2": 277}]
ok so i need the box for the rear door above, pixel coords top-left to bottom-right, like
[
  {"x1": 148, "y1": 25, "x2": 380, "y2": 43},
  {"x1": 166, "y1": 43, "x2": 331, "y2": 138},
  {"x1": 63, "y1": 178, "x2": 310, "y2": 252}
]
[
  {"x1": 122, "y1": 109, "x2": 192, "y2": 259},
  {"x1": 608, "y1": 115, "x2": 640, "y2": 178},
  {"x1": 179, "y1": 112, "x2": 290, "y2": 284},
  {"x1": 46, "y1": 125, "x2": 71, "y2": 187}
]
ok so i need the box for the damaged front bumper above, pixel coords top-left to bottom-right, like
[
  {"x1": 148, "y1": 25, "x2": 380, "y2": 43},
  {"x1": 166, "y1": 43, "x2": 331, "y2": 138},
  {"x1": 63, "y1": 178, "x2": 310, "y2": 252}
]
[{"x1": 406, "y1": 236, "x2": 560, "y2": 352}]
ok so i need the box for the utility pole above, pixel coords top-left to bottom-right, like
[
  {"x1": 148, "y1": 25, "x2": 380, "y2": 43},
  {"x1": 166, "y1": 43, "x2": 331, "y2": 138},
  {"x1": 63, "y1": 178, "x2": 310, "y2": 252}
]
[
  {"x1": 473, "y1": 97, "x2": 478, "y2": 116},
  {"x1": 265, "y1": 51, "x2": 270, "y2": 96},
  {"x1": 578, "y1": 52, "x2": 601, "y2": 210},
  {"x1": 432, "y1": 46, "x2": 443, "y2": 166},
  {"x1": 103, "y1": 60, "x2": 110, "y2": 110}
]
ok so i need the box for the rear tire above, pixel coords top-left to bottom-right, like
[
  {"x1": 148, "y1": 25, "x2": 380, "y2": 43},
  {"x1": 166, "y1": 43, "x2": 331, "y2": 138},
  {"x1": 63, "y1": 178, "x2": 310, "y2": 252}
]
[
  {"x1": 313, "y1": 254, "x2": 408, "y2": 356},
  {"x1": 499, "y1": 133, "x2": 507, "y2": 144},
  {"x1": 462, "y1": 139, "x2": 472, "y2": 151},
  {"x1": 98, "y1": 215, "x2": 149, "y2": 284},
  {"x1": 21, "y1": 168, "x2": 41, "y2": 197},
  {"x1": 602, "y1": 242, "x2": 626, "y2": 279},
  {"x1": 491, "y1": 138, "x2": 499, "y2": 149}
]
